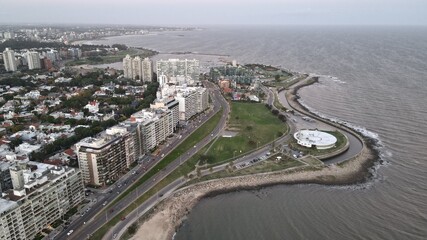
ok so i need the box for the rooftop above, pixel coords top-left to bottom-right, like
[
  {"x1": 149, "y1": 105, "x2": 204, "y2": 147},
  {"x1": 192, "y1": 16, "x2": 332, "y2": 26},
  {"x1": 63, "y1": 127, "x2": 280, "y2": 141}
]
[{"x1": 294, "y1": 129, "x2": 337, "y2": 148}]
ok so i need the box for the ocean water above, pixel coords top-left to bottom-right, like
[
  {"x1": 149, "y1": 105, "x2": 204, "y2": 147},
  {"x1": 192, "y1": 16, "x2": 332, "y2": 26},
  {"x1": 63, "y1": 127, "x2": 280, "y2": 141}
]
[{"x1": 87, "y1": 26, "x2": 427, "y2": 240}]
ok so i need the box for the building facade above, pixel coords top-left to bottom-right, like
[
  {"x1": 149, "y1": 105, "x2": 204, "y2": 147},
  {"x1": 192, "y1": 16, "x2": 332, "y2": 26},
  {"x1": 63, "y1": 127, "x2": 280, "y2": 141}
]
[
  {"x1": 132, "y1": 56, "x2": 143, "y2": 80},
  {"x1": 75, "y1": 126, "x2": 137, "y2": 186},
  {"x1": 156, "y1": 59, "x2": 200, "y2": 86},
  {"x1": 123, "y1": 54, "x2": 133, "y2": 79},
  {"x1": 123, "y1": 55, "x2": 153, "y2": 82},
  {"x1": 160, "y1": 85, "x2": 208, "y2": 121},
  {"x1": 0, "y1": 162, "x2": 84, "y2": 240},
  {"x1": 127, "y1": 108, "x2": 175, "y2": 153},
  {"x1": 2, "y1": 48, "x2": 17, "y2": 72},
  {"x1": 26, "y1": 51, "x2": 41, "y2": 70},
  {"x1": 142, "y1": 57, "x2": 152, "y2": 82}
]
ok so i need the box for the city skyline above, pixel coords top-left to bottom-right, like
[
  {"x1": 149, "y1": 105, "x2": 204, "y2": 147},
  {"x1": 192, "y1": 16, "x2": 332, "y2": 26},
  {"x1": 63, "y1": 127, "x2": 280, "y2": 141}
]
[{"x1": 1, "y1": 0, "x2": 427, "y2": 26}]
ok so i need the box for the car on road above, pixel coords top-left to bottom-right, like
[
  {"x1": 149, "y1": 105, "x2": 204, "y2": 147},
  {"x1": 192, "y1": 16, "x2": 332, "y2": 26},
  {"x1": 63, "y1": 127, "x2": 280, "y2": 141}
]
[{"x1": 67, "y1": 230, "x2": 73, "y2": 236}]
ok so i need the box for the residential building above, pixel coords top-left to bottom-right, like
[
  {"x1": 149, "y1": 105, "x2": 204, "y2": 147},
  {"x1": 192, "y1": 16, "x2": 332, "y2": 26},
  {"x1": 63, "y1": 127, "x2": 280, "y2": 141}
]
[
  {"x1": 142, "y1": 57, "x2": 153, "y2": 82},
  {"x1": 45, "y1": 49, "x2": 59, "y2": 62},
  {"x1": 0, "y1": 162, "x2": 12, "y2": 193},
  {"x1": 127, "y1": 108, "x2": 175, "y2": 153},
  {"x1": 26, "y1": 51, "x2": 41, "y2": 70},
  {"x1": 42, "y1": 57, "x2": 53, "y2": 70},
  {"x1": 0, "y1": 162, "x2": 84, "y2": 240},
  {"x1": 160, "y1": 85, "x2": 208, "y2": 121},
  {"x1": 156, "y1": 59, "x2": 200, "y2": 86},
  {"x1": 68, "y1": 48, "x2": 82, "y2": 59},
  {"x1": 3, "y1": 32, "x2": 14, "y2": 40},
  {"x1": 123, "y1": 56, "x2": 153, "y2": 82},
  {"x1": 123, "y1": 54, "x2": 133, "y2": 79},
  {"x1": 132, "y1": 56, "x2": 143, "y2": 80},
  {"x1": 150, "y1": 97, "x2": 179, "y2": 131},
  {"x1": 2, "y1": 48, "x2": 17, "y2": 72},
  {"x1": 84, "y1": 100, "x2": 99, "y2": 114},
  {"x1": 75, "y1": 126, "x2": 137, "y2": 186}
]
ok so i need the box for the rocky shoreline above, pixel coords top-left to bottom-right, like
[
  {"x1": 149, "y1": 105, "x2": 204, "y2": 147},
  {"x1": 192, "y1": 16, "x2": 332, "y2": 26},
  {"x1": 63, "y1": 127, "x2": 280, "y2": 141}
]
[{"x1": 130, "y1": 76, "x2": 380, "y2": 240}]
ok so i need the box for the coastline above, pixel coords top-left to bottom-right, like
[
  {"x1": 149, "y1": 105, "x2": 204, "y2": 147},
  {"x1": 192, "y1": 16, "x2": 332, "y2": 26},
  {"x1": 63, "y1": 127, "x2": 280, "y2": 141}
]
[{"x1": 129, "y1": 76, "x2": 380, "y2": 240}]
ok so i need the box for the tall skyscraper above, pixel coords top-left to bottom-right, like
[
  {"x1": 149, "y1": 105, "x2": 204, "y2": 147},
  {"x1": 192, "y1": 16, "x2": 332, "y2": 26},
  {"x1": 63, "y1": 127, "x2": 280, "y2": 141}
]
[
  {"x1": 123, "y1": 54, "x2": 133, "y2": 79},
  {"x1": 27, "y1": 51, "x2": 41, "y2": 70},
  {"x1": 132, "y1": 56, "x2": 143, "y2": 80},
  {"x1": 142, "y1": 57, "x2": 153, "y2": 82},
  {"x1": 156, "y1": 59, "x2": 200, "y2": 86},
  {"x1": 123, "y1": 55, "x2": 153, "y2": 82},
  {"x1": 2, "y1": 48, "x2": 17, "y2": 72}
]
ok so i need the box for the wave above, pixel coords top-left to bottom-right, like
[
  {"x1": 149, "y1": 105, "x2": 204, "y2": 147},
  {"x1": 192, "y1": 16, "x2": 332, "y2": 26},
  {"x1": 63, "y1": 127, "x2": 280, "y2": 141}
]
[{"x1": 296, "y1": 84, "x2": 391, "y2": 184}]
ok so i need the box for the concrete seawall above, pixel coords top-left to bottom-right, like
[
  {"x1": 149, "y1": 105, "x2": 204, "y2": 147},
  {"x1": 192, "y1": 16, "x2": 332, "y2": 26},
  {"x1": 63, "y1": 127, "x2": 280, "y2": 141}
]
[{"x1": 129, "y1": 77, "x2": 379, "y2": 240}]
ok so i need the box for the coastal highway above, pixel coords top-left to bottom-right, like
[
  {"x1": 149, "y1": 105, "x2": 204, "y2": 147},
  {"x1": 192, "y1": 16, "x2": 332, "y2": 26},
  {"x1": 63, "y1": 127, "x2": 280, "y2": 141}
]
[
  {"x1": 61, "y1": 81, "x2": 229, "y2": 240},
  {"x1": 111, "y1": 77, "x2": 365, "y2": 240},
  {"x1": 109, "y1": 86, "x2": 296, "y2": 240}
]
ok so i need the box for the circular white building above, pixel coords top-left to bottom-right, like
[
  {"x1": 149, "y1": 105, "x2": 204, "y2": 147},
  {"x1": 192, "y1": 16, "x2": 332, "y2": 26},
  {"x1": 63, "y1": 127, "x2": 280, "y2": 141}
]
[{"x1": 294, "y1": 129, "x2": 337, "y2": 149}]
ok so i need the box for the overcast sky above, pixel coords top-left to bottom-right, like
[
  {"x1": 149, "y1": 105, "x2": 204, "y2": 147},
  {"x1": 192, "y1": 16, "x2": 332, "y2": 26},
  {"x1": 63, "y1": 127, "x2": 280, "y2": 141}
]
[{"x1": 1, "y1": 0, "x2": 426, "y2": 26}]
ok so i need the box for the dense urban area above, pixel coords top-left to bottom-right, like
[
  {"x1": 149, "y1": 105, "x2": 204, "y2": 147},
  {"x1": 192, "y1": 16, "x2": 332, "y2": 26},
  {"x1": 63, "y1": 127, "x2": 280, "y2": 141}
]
[{"x1": 0, "y1": 24, "x2": 334, "y2": 240}]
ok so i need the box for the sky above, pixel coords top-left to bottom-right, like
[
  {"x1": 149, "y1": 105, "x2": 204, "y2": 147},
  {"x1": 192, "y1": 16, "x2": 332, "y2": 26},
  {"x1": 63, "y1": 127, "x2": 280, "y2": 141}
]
[{"x1": 0, "y1": 0, "x2": 426, "y2": 26}]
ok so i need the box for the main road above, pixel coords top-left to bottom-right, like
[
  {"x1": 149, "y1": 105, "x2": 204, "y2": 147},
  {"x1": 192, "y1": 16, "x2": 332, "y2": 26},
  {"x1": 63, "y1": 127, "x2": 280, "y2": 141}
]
[
  {"x1": 59, "y1": 81, "x2": 229, "y2": 240},
  {"x1": 108, "y1": 76, "x2": 366, "y2": 240}
]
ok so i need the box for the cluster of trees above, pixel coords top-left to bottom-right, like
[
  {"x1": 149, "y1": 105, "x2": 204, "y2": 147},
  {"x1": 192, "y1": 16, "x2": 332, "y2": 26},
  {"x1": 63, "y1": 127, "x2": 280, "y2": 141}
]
[
  {"x1": 62, "y1": 89, "x2": 94, "y2": 109},
  {"x1": 30, "y1": 119, "x2": 117, "y2": 163},
  {"x1": 30, "y1": 81, "x2": 159, "y2": 163},
  {"x1": 265, "y1": 104, "x2": 287, "y2": 123},
  {"x1": 112, "y1": 44, "x2": 128, "y2": 51},
  {"x1": 0, "y1": 39, "x2": 65, "y2": 52},
  {"x1": 87, "y1": 56, "x2": 104, "y2": 63},
  {"x1": 0, "y1": 39, "x2": 118, "y2": 52},
  {"x1": 1, "y1": 77, "x2": 36, "y2": 87}
]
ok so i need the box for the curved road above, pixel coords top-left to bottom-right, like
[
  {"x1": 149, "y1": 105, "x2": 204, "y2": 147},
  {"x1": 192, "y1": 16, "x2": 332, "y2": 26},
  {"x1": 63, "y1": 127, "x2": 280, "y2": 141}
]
[{"x1": 58, "y1": 81, "x2": 229, "y2": 240}]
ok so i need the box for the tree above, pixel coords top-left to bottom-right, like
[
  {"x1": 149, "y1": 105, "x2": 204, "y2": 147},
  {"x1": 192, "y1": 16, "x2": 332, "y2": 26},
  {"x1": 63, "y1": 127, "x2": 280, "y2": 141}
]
[
  {"x1": 127, "y1": 223, "x2": 137, "y2": 235},
  {"x1": 275, "y1": 74, "x2": 280, "y2": 82},
  {"x1": 278, "y1": 114, "x2": 287, "y2": 122}
]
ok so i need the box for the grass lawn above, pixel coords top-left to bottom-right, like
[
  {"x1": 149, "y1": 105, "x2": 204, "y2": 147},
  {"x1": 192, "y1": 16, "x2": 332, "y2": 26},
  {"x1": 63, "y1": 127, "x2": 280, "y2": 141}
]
[
  {"x1": 91, "y1": 110, "x2": 223, "y2": 240},
  {"x1": 202, "y1": 102, "x2": 287, "y2": 165}
]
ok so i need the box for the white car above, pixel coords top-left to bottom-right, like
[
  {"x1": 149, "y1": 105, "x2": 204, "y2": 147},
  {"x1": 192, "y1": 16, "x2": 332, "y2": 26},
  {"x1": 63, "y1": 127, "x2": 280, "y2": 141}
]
[{"x1": 67, "y1": 230, "x2": 74, "y2": 236}]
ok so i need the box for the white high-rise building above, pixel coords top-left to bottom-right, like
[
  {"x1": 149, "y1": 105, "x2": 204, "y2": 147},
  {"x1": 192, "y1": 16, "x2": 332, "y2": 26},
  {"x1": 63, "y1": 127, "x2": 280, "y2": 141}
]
[
  {"x1": 132, "y1": 56, "x2": 143, "y2": 80},
  {"x1": 160, "y1": 85, "x2": 208, "y2": 121},
  {"x1": 142, "y1": 57, "x2": 153, "y2": 82},
  {"x1": 2, "y1": 48, "x2": 17, "y2": 72},
  {"x1": 123, "y1": 54, "x2": 133, "y2": 79},
  {"x1": 75, "y1": 125, "x2": 137, "y2": 186},
  {"x1": 123, "y1": 55, "x2": 153, "y2": 82},
  {"x1": 127, "y1": 108, "x2": 176, "y2": 152},
  {"x1": 0, "y1": 162, "x2": 84, "y2": 240},
  {"x1": 156, "y1": 59, "x2": 200, "y2": 86},
  {"x1": 26, "y1": 51, "x2": 41, "y2": 70},
  {"x1": 3, "y1": 32, "x2": 14, "y2": 39}
]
